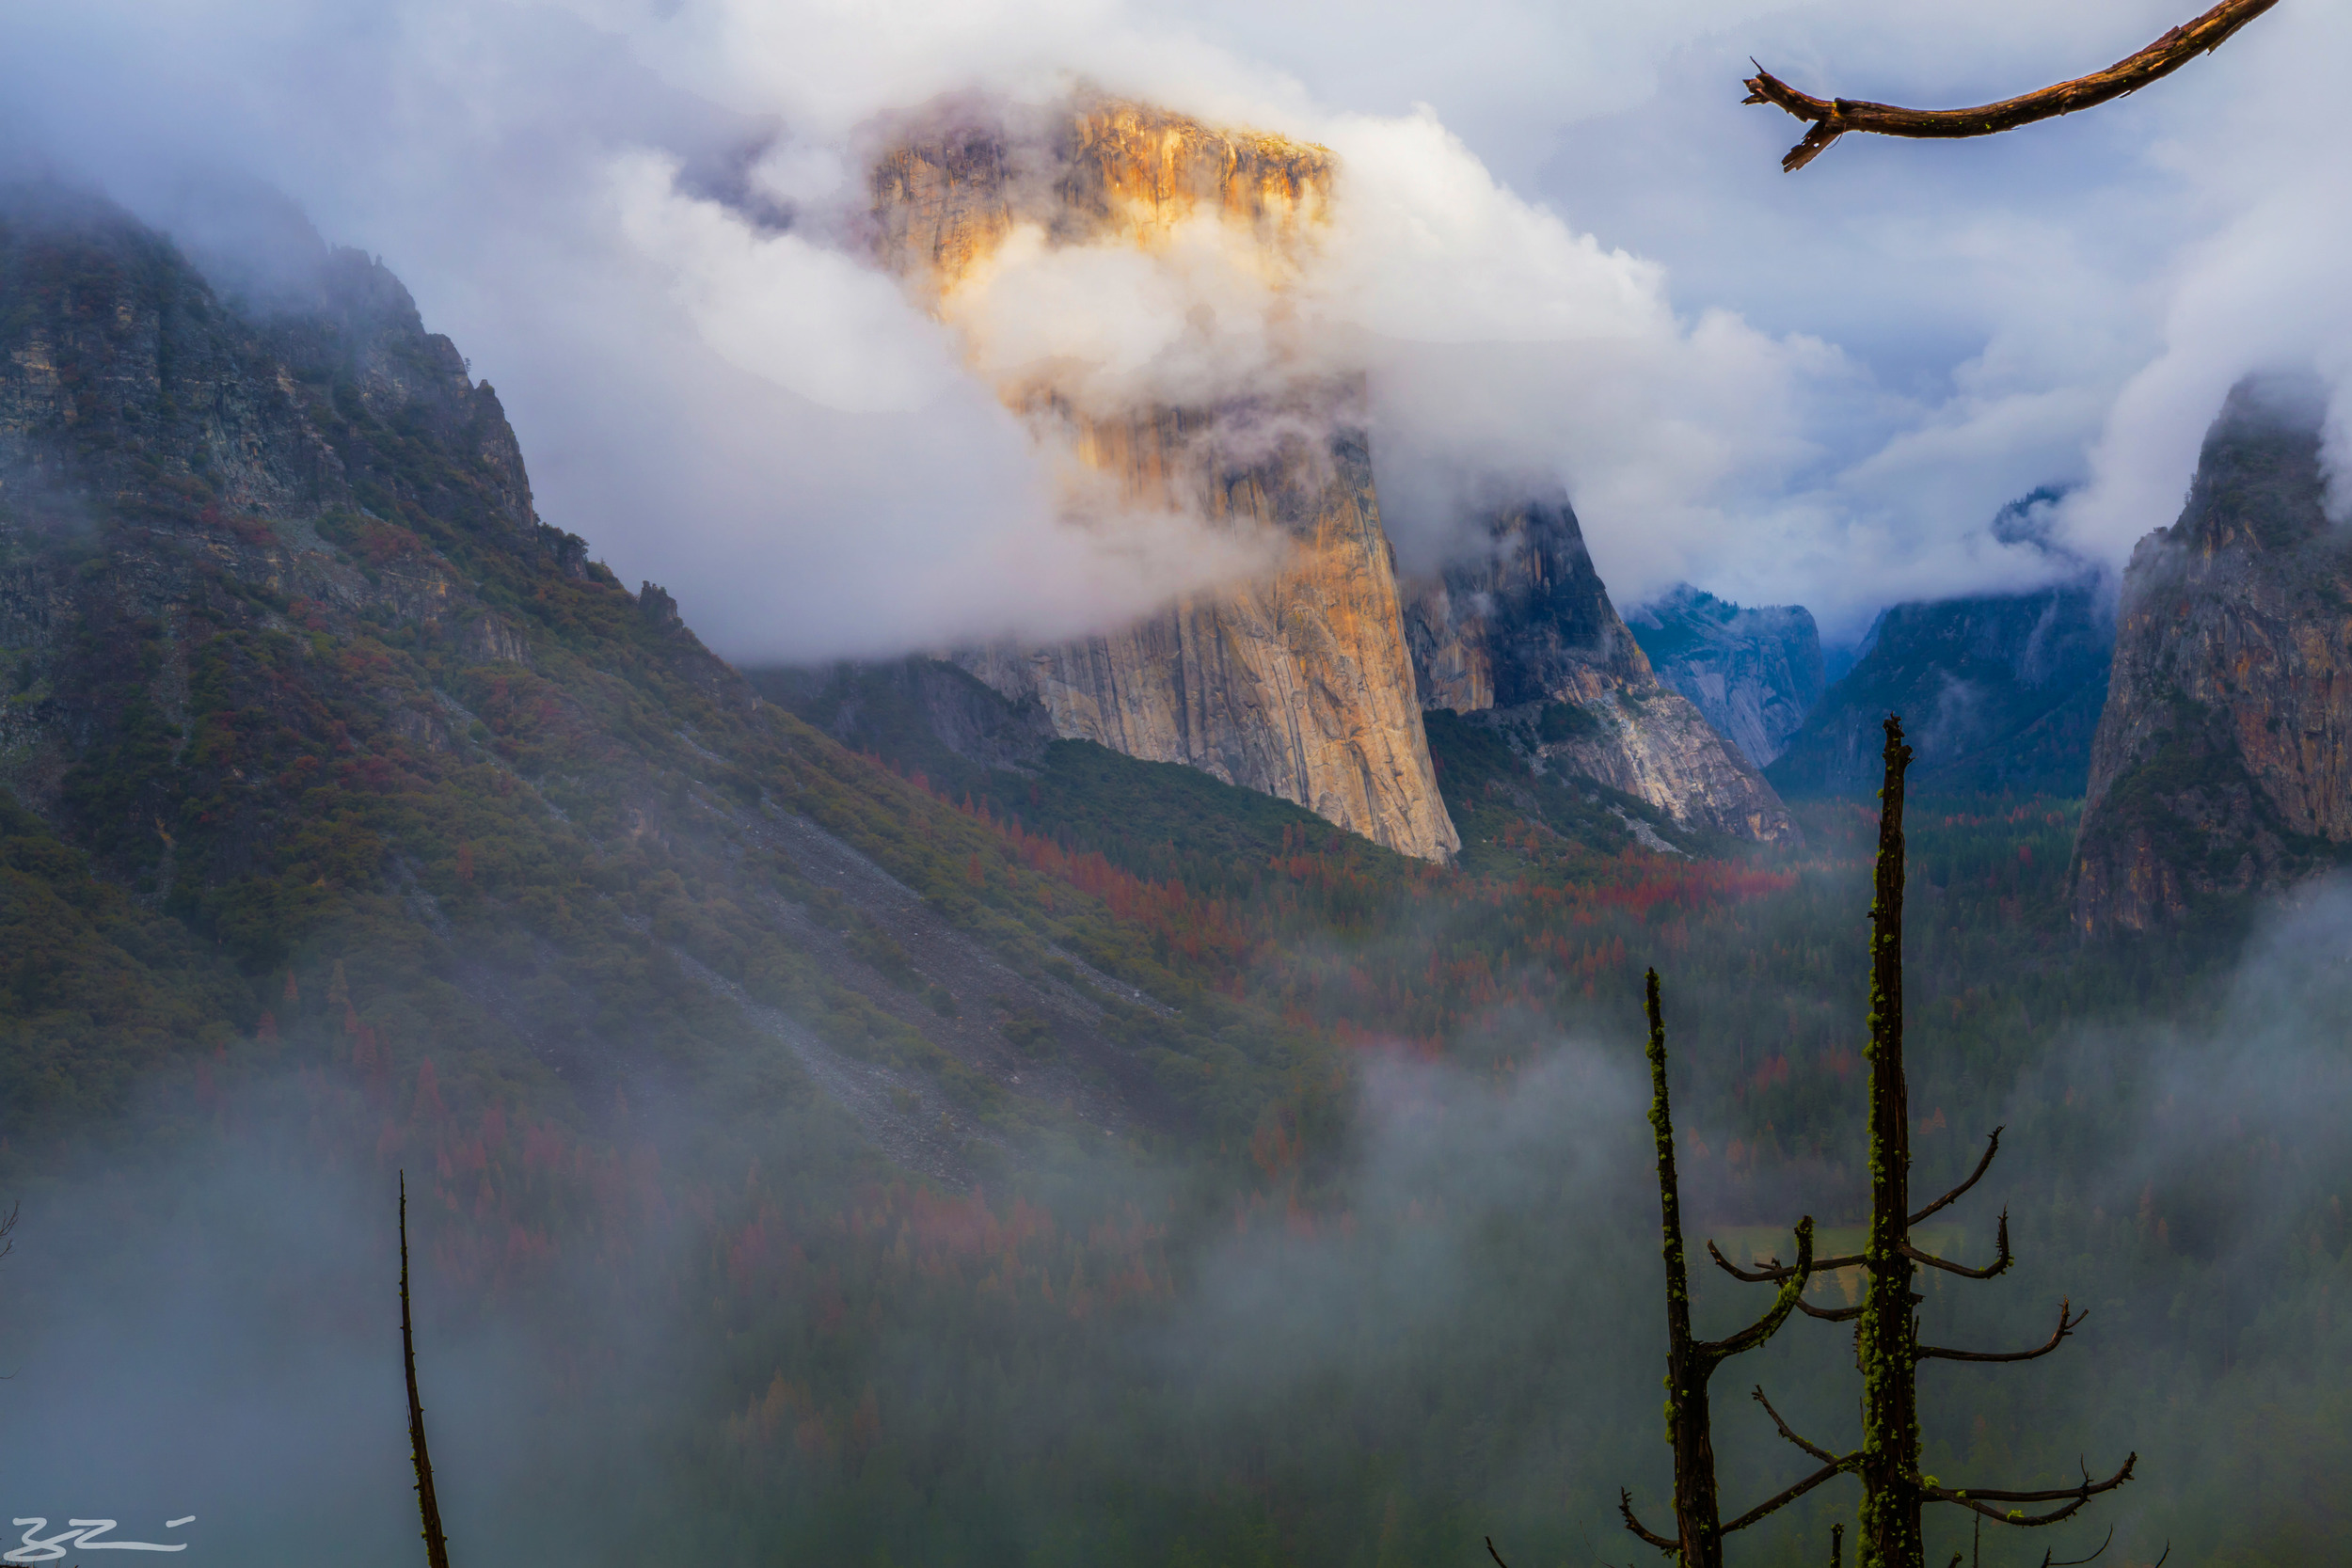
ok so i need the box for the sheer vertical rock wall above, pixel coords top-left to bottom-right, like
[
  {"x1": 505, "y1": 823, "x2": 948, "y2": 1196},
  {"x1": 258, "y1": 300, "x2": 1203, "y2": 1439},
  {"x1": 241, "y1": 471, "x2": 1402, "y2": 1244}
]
[{"x1": 873, "y1": 102, "x2": 1459, "y2": 863}]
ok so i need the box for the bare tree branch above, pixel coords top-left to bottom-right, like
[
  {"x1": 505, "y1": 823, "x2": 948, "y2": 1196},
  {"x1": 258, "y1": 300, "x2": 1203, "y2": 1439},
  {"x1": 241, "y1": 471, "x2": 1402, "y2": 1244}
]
[
  {"x1": 1921, "y1": 1300, "x2": 2086, "y2": 1364},
  {"x1": 1618, "y1": 1490, "x2": 1679, "y2": 1553},
  {"x1": 1708, "y1": 1236, "x2": 1865, "y2": 1282},
  {"x1": 1750, "y1": 1386, "x2": 1840, "y2": 1465},
  {"x1": 1909, "y1": 1128, "x2": 2005, "y2": 1227},
  {"x1": 1796, "y1": 1297, "x2": 1864, "y2": 1323},
  {"x1": 401, "y1": 1172, "x2": 454, "y2": 1568},
  {"x1": 0, "y1": 1200, "x2": 15, "y2": 1382},
  {"x1": 1721, "y1": 1456, "x2": 1860, "y2": 1534},
  {"x1": 1743, "y1": 0, "x2": 2281, "y2": 171},
  {"x1": 1924, "y1": 1453, "x2": 2138, "y2": 1526},
  {"x1": 1485, "y1": 1536, "x2": 1511, "y2": 1568},
  {"x1": 1904, "y1": 1209, "x2": 2014, "y2": 1279},
  {"x1": 1708, "y1": 1218, "x2": 1815, "y2": 1356},
  {"x1": 2037, "y1": 1525, "x2": 2114, "y2": 1567}
]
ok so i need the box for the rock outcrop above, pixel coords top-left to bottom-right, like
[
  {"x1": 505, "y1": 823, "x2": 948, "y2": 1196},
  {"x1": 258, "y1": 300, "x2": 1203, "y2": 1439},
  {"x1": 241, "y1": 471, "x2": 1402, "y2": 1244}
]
[
  {"x1": 1627, "y1": 585, "x2": 1823, "y2": 767},
  {"x1": 2071, "y1": 374, "x2": 2352, "y2": 935},
  {"x1": 872, "y1": 101, "x2": 1459, "y2": 863},
  {"x1": 0, "y1": 183, "x2": 569, "y2": 826},
  {"x1": 1401, "y1": 496, "x2": 1798, "y2": 844},
  {"x1": 1768, "y1": 583, "x2": 2111, "y2": 799}
]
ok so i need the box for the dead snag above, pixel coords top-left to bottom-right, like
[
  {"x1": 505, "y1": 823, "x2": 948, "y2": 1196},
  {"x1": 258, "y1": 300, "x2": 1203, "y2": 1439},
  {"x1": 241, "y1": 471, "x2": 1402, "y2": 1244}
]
[
  {"x1": 1617, "y1": 968, "x2": 1823, "y2": 1566},
  {"x1": 1744, "y1": 0, "x2": 2280, "y2": 171},
  {"x1": 401, "y1": 1173, "x2": 453, "y2": 1568},
  {"x1": 1722, "y1": 719, "x2": 2135, "y2": 1567}
]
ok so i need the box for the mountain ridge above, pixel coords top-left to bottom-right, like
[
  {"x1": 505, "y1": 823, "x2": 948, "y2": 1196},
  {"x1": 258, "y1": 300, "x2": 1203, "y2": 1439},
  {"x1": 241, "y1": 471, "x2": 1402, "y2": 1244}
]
[
  {"x1": 1766, "y1": 579, "x2": 2111, "y2": 799},
  {"x1": 0, "y1": 180, "x2": 1328, "y2": 1169}
]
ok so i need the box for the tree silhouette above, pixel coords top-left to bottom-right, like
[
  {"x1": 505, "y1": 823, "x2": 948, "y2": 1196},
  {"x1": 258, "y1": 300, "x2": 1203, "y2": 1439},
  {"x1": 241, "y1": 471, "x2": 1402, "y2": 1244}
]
[
  {"x1": 401, "y1": 1173, "x2": 453, "y2": 1568},
  {"x1": 1744, "y1": 0, "x2": 2279, "y2": 171}
]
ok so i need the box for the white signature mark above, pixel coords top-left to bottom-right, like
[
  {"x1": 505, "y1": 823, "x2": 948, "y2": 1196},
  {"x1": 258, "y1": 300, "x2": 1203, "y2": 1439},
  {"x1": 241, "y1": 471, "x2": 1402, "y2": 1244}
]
[{"x1": 7, "y1": 1518, "x2": 196, "y2": 1560}]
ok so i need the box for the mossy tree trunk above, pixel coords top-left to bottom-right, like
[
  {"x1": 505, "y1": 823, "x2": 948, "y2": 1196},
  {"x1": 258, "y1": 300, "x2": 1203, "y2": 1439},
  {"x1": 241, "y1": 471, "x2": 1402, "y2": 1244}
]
[
  {"x1": 1718, "y1": 717, "x2": 2142, "y2": 1562},
  {"x1": 1856, "y1": 720, "x2": 1923, "y2": 1567},
  {"x1": 1619, "y1": 970, "x2": 1818, "y2": 1565}
]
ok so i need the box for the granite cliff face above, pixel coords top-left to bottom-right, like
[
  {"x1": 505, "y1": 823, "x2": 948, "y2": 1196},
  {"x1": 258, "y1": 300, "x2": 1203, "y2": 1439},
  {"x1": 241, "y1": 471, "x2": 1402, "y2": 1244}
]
[
  {"x1": 2072, "y1": 375, "x2": 2352, "y2": 934},
  {"x1": 1626, "y1": 585, "x2": 1823, "y2": 768},
  {"x1": 1768, "y1": 583, "x2": 2111, "y2": 799},
  {"x1": 1401, "y1": 496, "x2": 1797, "y2": 844},
  {"x1": 873, "y1": 101, "x2": 1458, "y2": 863}
]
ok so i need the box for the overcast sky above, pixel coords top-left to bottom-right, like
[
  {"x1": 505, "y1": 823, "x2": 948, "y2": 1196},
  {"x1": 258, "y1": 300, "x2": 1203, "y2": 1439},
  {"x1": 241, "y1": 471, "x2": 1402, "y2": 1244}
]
[{"x1": 2, "y1": 0, "x2": 2342, "y2": 657}]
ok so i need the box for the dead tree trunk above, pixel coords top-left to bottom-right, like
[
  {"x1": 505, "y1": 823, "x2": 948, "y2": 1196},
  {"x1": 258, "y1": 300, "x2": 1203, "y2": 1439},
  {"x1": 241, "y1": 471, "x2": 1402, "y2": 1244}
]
[
  {"x1": 1616, "y1": 969, "x2": 1820, "y2": 1565},
  {"x1": 401, "y1": 1172, "x2": 453, "y2": 1568},
  {"x1": 1719, "y1": 718, "x2": 2137, "y2": 1567},
  {"x1": 1856, "y1": 716, "x2": 1923, "y2": 1564}
]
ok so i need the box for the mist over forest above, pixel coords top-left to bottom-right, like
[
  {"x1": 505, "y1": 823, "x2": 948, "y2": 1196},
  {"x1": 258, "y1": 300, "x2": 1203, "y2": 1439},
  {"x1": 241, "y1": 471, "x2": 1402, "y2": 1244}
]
[
  {"x1": 4, "y1": 2, "x2": 2350, "y2": 1566},
  {"x1": 6, "y1": 772, "x2": 2344, "y2": 1564}
]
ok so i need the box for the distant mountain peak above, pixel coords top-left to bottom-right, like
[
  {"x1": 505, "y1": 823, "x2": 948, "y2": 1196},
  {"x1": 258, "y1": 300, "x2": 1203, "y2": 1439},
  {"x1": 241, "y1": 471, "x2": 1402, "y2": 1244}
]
[{"x1": 1627, "y1": 583, "x2": 1823, "y2": 768}]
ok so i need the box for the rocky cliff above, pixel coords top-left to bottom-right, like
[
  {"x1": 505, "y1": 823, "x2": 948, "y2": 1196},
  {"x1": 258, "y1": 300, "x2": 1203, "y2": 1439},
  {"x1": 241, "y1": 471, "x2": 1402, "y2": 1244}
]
[
  {"x1": 1400, "y1": 496, "x2": 1797, "y2": 844},
  {"x1": 1767, "y1": 582, "x2": 2111, "y2": 799},
  {"x1": 1626, "y1": 585, "x2": 1823, "y2": 768},
  {"x1": 872, "y1": 101, "x2": 1458, "y2": 863},
  {"x1": 2072, "y1": 374, "x2": 2352, "y2": 935}
]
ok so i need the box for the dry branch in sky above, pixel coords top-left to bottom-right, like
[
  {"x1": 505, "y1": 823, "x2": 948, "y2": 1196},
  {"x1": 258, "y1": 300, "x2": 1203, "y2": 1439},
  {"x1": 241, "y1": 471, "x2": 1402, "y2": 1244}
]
[{"x1": 1744, "y1": 0, "x2": 2280, "y2": 172}]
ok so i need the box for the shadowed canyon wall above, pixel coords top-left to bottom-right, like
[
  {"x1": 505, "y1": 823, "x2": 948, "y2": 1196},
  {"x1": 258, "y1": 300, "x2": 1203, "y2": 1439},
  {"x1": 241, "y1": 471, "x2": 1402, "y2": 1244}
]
[
  {"x1": 2074, "y1": 374, "x2": 2352, "y2": 934},
  {"x1": 1402, "y1": 497, "x2": 1797, "y2": 844},
  {"x1": 1626, "y1": 585, "x2": 1823, "y2": 768},
  {"x1": 1768, "y1": 583, "x2": 2111, "y2": 800}
]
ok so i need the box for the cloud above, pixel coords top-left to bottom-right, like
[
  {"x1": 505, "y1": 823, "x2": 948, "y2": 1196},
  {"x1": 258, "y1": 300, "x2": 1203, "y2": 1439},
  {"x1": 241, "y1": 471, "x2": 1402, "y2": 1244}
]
[
  {"x1": 608, "y1": 150, "x2": 964, "y2": 415},
  {"x1": 2052, "y1": 0, "x2": 2352, "y2": 552},
  {"x1": 0, "y1": 0, "x2": 2342, "y2": 656}
]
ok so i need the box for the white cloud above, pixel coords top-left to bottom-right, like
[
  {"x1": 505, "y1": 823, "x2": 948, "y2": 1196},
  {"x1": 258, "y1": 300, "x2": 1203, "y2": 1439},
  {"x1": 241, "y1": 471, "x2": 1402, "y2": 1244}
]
[
  {"x1": 2055, "y1": 0, "x2": 2352, "y2": 553},
  {"x1": 0, "y1": 0, "x2": 2341, "y2": 657},
  {"x1": 608, "y1": 150, "x2": 963, "y2": 414}
]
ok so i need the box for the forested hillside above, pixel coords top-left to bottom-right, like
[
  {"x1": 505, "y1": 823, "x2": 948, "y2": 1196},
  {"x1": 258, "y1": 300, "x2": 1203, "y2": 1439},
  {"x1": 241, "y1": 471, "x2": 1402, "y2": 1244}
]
[{"x1": 1, "y1": 188, "x2": 2345, "y2": 1568}]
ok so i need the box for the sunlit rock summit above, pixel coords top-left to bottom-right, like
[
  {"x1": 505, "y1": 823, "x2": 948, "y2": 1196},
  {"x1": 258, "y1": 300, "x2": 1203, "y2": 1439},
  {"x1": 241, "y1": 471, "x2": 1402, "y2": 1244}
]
[{"x1": 872, "y1": 101, "x2": 1458, "y2": 863}]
